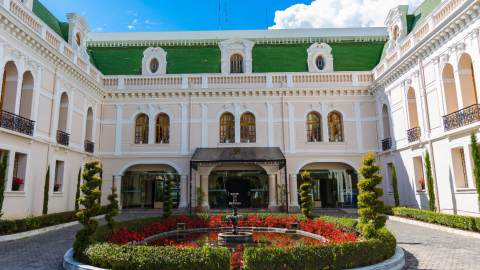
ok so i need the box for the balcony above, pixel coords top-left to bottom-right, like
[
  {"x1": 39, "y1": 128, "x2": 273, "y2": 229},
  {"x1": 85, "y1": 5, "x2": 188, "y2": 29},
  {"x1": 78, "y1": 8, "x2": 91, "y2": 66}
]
[
  {"x1": 0, "y1": 110, "x2": 35, "y2": 136},
  {"x1": 382, "y1": 138, "x2": 392, "y2": 151},
  {"x1": 407, "y1": 127, "x2": 421, "y2": 143},
  {"x1": 442, "y1": 104, "x2": 480, "y2": 132},
  {"x1": 84, "y1": 140, "x2": 95, "y2": 154},
  {"x1": 56, "y1": 130, "x2": 70, "y2": 146}
]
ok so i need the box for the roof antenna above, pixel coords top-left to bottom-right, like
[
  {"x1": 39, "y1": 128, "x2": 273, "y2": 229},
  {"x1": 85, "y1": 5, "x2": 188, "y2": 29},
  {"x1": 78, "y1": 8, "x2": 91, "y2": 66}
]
[{"x1": 225, "y1": 3, "x2": 228, "y2": 30}]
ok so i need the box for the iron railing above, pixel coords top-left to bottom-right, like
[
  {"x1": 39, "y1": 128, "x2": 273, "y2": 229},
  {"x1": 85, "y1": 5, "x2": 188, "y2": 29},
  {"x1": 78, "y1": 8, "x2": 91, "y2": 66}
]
[
  {"x1": 407, "y1": 127, "x2": 421, "y2": 143},
  {"x1": 57, "y1": 130, "x2": 70, "y2": 146},
  {"x1": 84, "y1": 140, "x2": 94, "y2": 153},
  {"x1": 382, "y1": 138, "x2": 392, "y2": 151},
  {"x1": 442, "y1": 104, "x2": 480, "y2": 132},
  {"x1": 0, "y1": 110, "x2": 35, "y2": 136}
]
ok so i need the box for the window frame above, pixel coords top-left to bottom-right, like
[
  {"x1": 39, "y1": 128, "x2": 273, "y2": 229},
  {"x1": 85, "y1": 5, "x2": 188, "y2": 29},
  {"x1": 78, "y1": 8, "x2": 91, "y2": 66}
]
[
  {"x1": 53, "y1": 158, "x2": 66, "y2": 194},
  {"x1": 307, "y1": 112, "x2": 322, "y2": 142},
  {"x1": 150, "y1": 58, "x2": 160, "y2": 74},
  {"x1": 315, "y1": 55, "x2": 325, "y2": 71},
  {"x1": 135, "y1": 114, "x2": 149, "y2": 144},
  {"x1": 76, "y1": 32, "x2": 81, "y2": 47},
  {"x1": 240, "y1": 112, "x2": 256, "y2": 143},
  {"x1": 219, "y1": 112, "x2": 235, "y2": 143},
  {"x1": 155, "y1": 113, "x2": 170, "y2": 144},
  {"x1": 230, "y1": 54, "x2": 243, "y2": 74},
  {"x1": 328, "y1": 111, "x2": 343, "y2": 142}
]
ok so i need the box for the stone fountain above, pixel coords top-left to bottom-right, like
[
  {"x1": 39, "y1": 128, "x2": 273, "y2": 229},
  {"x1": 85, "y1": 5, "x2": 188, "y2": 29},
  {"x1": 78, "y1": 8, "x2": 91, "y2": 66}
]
[{"x1": 217, "y1": 193, "x2": 254, "y2": 243}]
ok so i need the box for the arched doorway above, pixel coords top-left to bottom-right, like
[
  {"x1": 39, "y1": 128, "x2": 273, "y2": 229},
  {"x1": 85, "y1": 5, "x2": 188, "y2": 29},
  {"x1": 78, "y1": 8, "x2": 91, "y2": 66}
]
[
  {"x1": 297, "y1": 162, "x2": 359, "y2": 208},
  {"x1": 1, "y1": 61, "x2": 19, "y2": 114}
]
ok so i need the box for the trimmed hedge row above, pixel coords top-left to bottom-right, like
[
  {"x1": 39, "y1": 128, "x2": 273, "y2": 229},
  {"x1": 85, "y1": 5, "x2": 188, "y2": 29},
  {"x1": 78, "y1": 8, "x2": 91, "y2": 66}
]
[
  {"x1": 243, "y1": 227, "x2": 396, "y2": 270},
  {"x1": 85, "y1": 243, "x2": 231, "y2": 270},
  {"x1": 0, "y1": 206, "x2": 108, "y2": 236},
  {"x1": 392, "y1": 207, "x2": 480, "y2": 232}
]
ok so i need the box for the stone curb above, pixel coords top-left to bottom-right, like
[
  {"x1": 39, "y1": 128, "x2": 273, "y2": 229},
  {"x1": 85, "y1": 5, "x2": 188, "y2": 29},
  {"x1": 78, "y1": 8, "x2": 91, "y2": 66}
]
[
  {"x1": 386, "y1": 215, "x2": 480, "y2": 240},
  {"x1": 0, "y1": 214, "x2": 106, "y2": 243},
  {"x1": 63, "y1": 245, "x2": 405, "y2": 270}
]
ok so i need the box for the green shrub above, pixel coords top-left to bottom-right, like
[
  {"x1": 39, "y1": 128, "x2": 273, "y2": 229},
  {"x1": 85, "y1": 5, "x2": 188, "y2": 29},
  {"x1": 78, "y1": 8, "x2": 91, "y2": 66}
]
[
  {"x1": 0, "y1": 151, "x2": 8, "y2": 218},
  {"x1": 392, "y1": 162, "x2": 400, "y2": 207},
  {"x1": 75, "y1": 168, "x2": 81, "y2": 211},
  {"x1": 384, "y1": 205, "x2": 394, "y2": 215},
  {"x1": 105, "y1": 187, "x2": 119, "y2": 231},
  {"x1": 42, "y1": 166, "x2": 50, "y2": 215},
  {"x1": 471, "y1": 132, "x2": 480, "y2": 211},
  {"x1": 162, "y1": 177, "x2": 173, "y2": 219},
  {"x1": 425, "y1": 151, "x2": 436, "y2": 212},
  {"x1": 84, "y1": 243, "x2": 231, "y2": 270},
  {"x1": 0, "y1": 206, "x2": 108, "y2": 236},
  {"x1": 300, "y1": 171, "x2": 313, "y2": 219}
]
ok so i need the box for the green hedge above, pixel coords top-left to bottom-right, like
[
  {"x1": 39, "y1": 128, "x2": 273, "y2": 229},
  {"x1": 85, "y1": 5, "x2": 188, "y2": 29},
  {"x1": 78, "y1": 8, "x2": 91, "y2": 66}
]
[
  {"x1": 392, "y1": 207, "x2": 480, "y2": 232},
  {"x1": 243, "y1": 228, "x2": 396, "y2": 270},
  {"x1": 84, "y1": 243, "x2": 231, "y2": 270},
  {"x1": 0, "y1": 206, "x2": 108, "y2": 236}
]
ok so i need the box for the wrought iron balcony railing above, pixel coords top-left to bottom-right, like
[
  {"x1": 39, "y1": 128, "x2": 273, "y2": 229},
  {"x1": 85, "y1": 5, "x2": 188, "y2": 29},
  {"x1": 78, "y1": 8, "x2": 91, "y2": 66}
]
[
  {"x1": 407, "y1": 127, "x2": 421, "y2": 143},
  {"x1": 84, "y1": 140, "x2": 94, "y2": 154},
  {"x1": 57, "y1": 130, "x2": 70, "y2": 146},
  {"x1": 442, "y1": 104, "x2": 480, "y2": 132},
  {"x1": 382, "y1": 138, "x2": 392, "y2": 151},
  {"x1": 0, "y1": 110, "x2": 35, "y2": 136}
]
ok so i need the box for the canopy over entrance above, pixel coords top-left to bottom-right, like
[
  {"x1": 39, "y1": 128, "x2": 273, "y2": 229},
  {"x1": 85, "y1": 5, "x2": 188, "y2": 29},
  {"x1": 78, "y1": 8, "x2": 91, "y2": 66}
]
[{"x1": 189, "y1": 147, "x2": 288, "y2": 213}]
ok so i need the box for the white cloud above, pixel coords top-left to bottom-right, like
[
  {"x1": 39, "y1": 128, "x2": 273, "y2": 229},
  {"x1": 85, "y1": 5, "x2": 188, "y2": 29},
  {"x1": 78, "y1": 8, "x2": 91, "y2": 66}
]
[
  {"x1": 127, "y1": 25, "x2": 135, "y2": 29},
  {"x1": 145, "y1": 20, "x2": 161, "y2": 26},
  {"x1": 92, "y1": 27, "x2": 102, "y2": 32},
  {"x1": 270, "y1": 0, "x2": 424, "y2": 29},
  {"x1": 127, "y1": 19, "x2": 139, "y2": 30}
]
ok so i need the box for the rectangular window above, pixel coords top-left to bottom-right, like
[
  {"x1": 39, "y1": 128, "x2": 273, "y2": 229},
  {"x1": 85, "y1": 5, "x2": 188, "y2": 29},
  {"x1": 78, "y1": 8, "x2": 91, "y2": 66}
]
[
  {"x1": 452, "y1": 147, "x2": 469, "y2": 188},
  {"x1": 12, "y1": 152, "x2": 27, "y2": 192},
  {"x1": 413, "y1": 156, "x2": 425, "y2": 190},
  {"x1": 386, "y1": 163, "x2": 394, "y2": 193},
  {"x1": 54, "y1": 160, "x2": 65, "y2": 193}
]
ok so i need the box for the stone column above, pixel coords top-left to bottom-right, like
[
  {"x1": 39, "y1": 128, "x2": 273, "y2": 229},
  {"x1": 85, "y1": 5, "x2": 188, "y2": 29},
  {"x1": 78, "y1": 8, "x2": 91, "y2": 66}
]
[
  {"x1": 268, "y1": 174, "x2": 277, "y2": 209},
  {"x1": 179, "y1": 174, "x2": 188, "y2": 213},
  {"x1": 113, "y1": 174, "x2": 123, "y2": 210},
  {"x1": 289, "y1": 173, "x2": 299, "y2": 211},
  {"x1": 200, "y1": 174, "x2": 209, "y2": 209},
  {"x1": 321, "y1": 102, "x2": 328, "y2": 142},
  {"x1": 234, "y1": 102, "x2": 241, "y2": 143},
  {"x1": 148, "y1": 104, "x2": 155, "y2": 144}
]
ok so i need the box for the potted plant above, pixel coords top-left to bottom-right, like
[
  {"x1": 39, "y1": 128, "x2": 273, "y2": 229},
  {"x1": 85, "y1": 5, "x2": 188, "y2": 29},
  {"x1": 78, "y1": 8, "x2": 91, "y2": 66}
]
[
  {"x1": 12, "y1": 178, "x2": 24, "y2": 191},
  {"x1": 196, "y1": 186, "x2": 205, "y2": 213},
  {"x1": 276, "y1": 183, "x2": 288, "y2": 212},
  {"x1": 54, "y1": 183, "x2": 61, "y2": 192},
  {"x1": 419, "y1": 178, "x2": 425, "y2": 190}
]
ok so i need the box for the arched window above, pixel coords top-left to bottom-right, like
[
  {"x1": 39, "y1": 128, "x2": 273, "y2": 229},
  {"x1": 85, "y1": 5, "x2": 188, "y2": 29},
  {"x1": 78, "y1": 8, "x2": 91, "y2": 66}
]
[
  {"x1": 150, "y1": 58, "x2": 159, "y2": 74},
  {"x1": 315, "y1": 55, "x2": 325, "y2": 71},
  {"x1": 19, "y1": 71, "x2": 34, "y2": 119},
  {"x1": 328, "y1": 112, "x2": 343, "y2": 142},
  {"x1": 307, "y1": 112, "x2": 321, "y2": 142},
  {"x1": 156, "y1": 113, "x2": 170, "y2": 143},
  {"x1": 135, "y1": 114, "x2": 149, "y2": 144},
  {"x1": 230, "y1": 54, "x2": 243, "y2": 73},
  {"x1": 240, "y1": 112, "x2": 255, "y2": 143},
  {"x1": 393, "y1": 26, "x2": 400, "y2": 42},
  {"x1": 220, "y1": 112, "x2": 235, "y2": 143},
  {"x1": 76, "y1": 33, "x2": 81, "y2": 47}
]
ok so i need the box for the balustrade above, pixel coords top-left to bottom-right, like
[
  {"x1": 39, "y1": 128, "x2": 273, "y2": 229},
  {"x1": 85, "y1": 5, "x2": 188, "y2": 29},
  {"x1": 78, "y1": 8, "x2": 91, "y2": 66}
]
[
  {"x1": 407, "y1": 127, "x2": 421, "y2": 143},
  {"x1": 442, "y1": 104, "x2": 480, "y2": 131},
  {"x1": 84, "y1": 140, "x2": 95, "y2": 154},
  {"x1": 381, "y1": 138, "x2": 392, "y2": 151},
  {"x1": 57, "y1": 130, "x2": 70, "y2": 146},
  {"x1": 0, "y1": 110, "x2": 35, "y2": 136}
]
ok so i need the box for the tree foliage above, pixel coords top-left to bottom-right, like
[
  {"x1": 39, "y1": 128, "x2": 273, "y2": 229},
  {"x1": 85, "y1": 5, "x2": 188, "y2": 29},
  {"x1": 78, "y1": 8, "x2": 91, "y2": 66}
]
[
  {"x1": 42, "y1": 166, "x2": 50, "y2": 215},
  {"x1": 471, "y1": 132, "x2": 480, "y2": 211},
  {"x1": 392, "y1": 163, "x2": 400, "y2": 207},
  {"x1": 74, "y1": 160, "x2": 102, "y2": 258},
  {"x1": 97, "y1": 168, "x2": 103, "y2": 204},
  {"x1": 0, "y1": 151, "x2": 9, "y2": 218},
  {"x1": 357, "y1": 151, "x2": 386, "y2": 239},
  {"x1": 75, "y1": 168, "x2": 81, "y2": 211},
  {"x1": 425, "y1": 151, "x2": 436, "y2": 212},
  {"x1": 105, "y1": 186, "x2": 119, "y2": 231},
  {"x1": 300, "y1": 171, "x2": 313, "y2": 219},
  {"x1": 162, "y1": 177, "x2": 173, "y2": 219}
]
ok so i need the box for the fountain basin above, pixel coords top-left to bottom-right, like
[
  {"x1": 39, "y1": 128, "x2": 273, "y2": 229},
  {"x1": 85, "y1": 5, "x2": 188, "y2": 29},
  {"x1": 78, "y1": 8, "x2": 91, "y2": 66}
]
[{"x1": 218, "y1": 231, "x2": 254, "y2": 243}]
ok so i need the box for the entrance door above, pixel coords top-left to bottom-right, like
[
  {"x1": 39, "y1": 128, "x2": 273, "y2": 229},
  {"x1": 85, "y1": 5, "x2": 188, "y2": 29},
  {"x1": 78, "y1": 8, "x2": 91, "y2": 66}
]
[
  {"x1": 226, "y1": 179, "x2": 251, "y2": 208},
  {"x1": 154, "y1": 181, "x2": 164, "y2": 209},
  {"x1": 312, "y1": 180, "x2": 322, "y2": 208}
]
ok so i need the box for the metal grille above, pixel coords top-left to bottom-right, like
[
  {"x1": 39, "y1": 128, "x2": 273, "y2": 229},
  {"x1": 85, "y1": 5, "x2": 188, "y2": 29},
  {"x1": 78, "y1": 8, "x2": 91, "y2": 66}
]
[
  {"x1": 460, "y1": 148, "x2": 469, "y2": 188},
  {"x1": 407, "y1": 127, "x2": 421, "y2": 143},
  {"x1": 442, "y1": 104, "x2": 480, "y2": 132},
  {"x1": 382, "y1": 138, "x2": 392, "y2": 151},
  {"x1": 84, "y1": 140, "x2": 95, "y2": 153},
  {"x1": 56, "y1": 130, "x2": 70, "y2": 146},
  {"x1": 13, "y1": 153, "x2": 19, "y2": 179},
  {"x1": 0, "y1": 110, "x2": 35, "y2": 136}
]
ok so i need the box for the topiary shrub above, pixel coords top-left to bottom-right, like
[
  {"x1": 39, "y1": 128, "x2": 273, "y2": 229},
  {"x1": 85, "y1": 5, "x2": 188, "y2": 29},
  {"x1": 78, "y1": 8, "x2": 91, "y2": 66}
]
[
  {"x1": 357, "y1": 151, "x2": 386, "y2": 238},
  {"x1": 425, "y1": 151, "x2": 436, "y2": 212},
  {"x1": 105, "y1": 187, "x2": 119, "y2": 231},
  {"x1": 75, "y1": 168, "x2": 81, "y2": 211},
  {"x1": 74, "y1": 160, "x2": 102, "y2": 259},
  {"x1": 0, "y1": 151, "x2": 8, "y2": 218},
  {"x1": 392, "y1": 162, "x2": 400, "y2": 207},
  {"x1": 162, "y1": 177, "x2": 173, "y2": 219},
  {"x1": 300, "y1": 171, "x2": 313, "y2": 219},
  {"x1": 42, "y1": 166, "x2": 50, "y2": 215},
  {"x1": 97, "y1": 167, "x2": 103, "y2": 204},
  {"x1": 471, "y1": 132, "x2": 480, "y2": 211}
]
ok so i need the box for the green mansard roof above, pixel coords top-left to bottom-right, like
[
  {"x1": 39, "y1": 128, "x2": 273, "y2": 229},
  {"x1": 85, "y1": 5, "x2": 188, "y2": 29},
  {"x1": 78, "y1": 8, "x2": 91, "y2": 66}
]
[
  {"x1": 87, "y1": 41, "x2": 387, "y2": 76},
  {"x1": 32, "y1": 0, "x2": 69, "y2": 42}
]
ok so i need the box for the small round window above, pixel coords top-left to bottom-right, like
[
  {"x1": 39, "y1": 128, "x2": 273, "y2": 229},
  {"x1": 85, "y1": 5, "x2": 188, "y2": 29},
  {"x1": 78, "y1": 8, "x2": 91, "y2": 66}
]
[
  {"x1": 315, "y1": 55, "x2": 325, "y2": 70},
  {"x1": 150, "y1": 58, "x2": 159, "y2": 74}
]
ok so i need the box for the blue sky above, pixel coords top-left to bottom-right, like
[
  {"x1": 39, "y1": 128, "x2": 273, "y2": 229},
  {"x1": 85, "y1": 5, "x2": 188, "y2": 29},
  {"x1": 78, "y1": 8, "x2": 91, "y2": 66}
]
[{"x1": 37, "y1": 0, "x2": 424, "y2": 32}]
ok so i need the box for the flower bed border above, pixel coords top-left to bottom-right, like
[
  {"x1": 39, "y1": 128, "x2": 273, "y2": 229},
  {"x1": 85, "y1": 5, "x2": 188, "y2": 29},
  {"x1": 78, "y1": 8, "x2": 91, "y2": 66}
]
[{"x1": 63, "y1": 245, "x2": 405, "y2": 270}]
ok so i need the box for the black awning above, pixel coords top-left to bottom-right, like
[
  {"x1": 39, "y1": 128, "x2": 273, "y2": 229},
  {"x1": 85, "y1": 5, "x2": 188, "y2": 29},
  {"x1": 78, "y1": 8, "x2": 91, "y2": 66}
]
[{"x1": 190, "y1": 147, "x2": 285, "y2": 163}]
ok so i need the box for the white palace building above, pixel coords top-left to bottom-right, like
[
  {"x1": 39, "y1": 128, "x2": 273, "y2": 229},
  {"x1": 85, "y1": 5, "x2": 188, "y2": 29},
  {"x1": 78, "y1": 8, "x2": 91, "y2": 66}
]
[{"x1": 0, "y1": 0, "x2": 479, "y2": 218}]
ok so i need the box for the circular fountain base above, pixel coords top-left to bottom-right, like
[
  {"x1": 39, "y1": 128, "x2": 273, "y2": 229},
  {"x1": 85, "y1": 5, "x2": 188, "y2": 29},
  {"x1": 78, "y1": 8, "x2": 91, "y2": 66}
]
[{"x1": 218, "y1": 232, "x2": 254, "y2": 243}]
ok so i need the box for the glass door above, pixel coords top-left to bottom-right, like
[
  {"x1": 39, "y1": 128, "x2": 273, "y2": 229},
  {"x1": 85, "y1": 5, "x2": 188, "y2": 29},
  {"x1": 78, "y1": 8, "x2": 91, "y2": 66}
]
[
  {"x1": 312, "y1": 179, "x2": 322, "y2": 208},
  {"x1": 154, "y1": 181, "x2": 164, "y2": 209}
]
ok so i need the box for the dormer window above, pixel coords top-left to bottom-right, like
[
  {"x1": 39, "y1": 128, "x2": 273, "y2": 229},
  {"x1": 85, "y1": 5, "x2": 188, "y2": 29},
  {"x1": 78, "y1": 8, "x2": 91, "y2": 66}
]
[
  {"x1": 230, "y1": 54, "x2": 243, "y2": 73},
  {"x1": 315, "y1": 55, "x2": 325, "y2": 71},
  {"x1": 307, "y1": 43, "x2": 333, "y2": 72},
  {"x1": 150, "y1": 58, "x2": 159, "y2": 74},
  {"x1": 76, "y1": 32, "x2": 81, "y2": 47}
]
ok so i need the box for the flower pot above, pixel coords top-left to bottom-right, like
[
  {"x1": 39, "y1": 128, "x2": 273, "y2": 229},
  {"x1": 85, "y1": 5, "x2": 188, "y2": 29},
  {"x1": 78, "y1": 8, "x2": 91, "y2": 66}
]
[
  {"x1": 196, "y1": 206, "x2": 203, "y2": 213},
  {"x1": 54, "y1": 187, "x2": 59, "y2": 192},
  {"x1": 281, "y1": 205, "x2": 288, "y2": 212},
  {"x1": 421, "y1": 185, "x2": 425, "y2": 190},
  {"x1": 12, "y1": 185, "x2": 20, "y2": 191}
]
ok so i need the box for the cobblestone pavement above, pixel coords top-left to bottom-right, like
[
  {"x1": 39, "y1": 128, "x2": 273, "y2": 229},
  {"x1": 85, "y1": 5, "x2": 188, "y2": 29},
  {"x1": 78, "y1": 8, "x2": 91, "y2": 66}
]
[{"x1": 1, "y1": 210, "x2": 480, "y2": 269}]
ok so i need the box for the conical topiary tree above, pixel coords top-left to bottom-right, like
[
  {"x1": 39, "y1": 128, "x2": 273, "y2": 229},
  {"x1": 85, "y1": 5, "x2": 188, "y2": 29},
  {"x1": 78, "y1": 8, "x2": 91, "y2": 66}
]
[
  {"x1": 73, "y1": 160, "x2": 102, "y2": 258},
  {"x1": 97, "y1": 167, "x2": 103, "y2": 204},
  {"x1": 42, "y1": 166, "x2": 50, "y2": 215},
  {"x1": 162, "y1": 177, "x2": 173, "y2": 219},
  {"x1": 0, "y1": 151, "x2": 9, "y2": 218},
  {"x1": 392, "y1": 163, "x2": 400, "y2": 207},
  {"x1": 357, "y1": 151, "x2": 386, "y2": 239},
  {"x1": 105, "y1": 186, "x2": 119, "y2": 231},
  {"x1": 425, "y1": 151, "x2": 436, "y2": 212},
  {"x1": 471, "y1": 132, "x2": 480, "y2": 211},
  {"x1": 300, "y1": 171, "x2": 313, "y2": 219},
  {"x1": 75, "y1": 168, "x2": 81, "y2": 211}
]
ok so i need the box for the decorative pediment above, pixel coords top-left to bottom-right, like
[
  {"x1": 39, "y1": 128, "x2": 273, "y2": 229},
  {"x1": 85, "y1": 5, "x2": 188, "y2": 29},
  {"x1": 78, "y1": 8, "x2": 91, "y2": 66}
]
[
  {"x1": 307, "y1": 43, "x2": 334, "y2": 72},
  {"x1": 142, "y1": 47, "x2": 167, "y2": 75},
  {"x1": 385, "y1": 5, "x2": 409, "y2": 53},
  {"x1": 219, "y1": 38, "x2": 255, "y2": 75}
]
